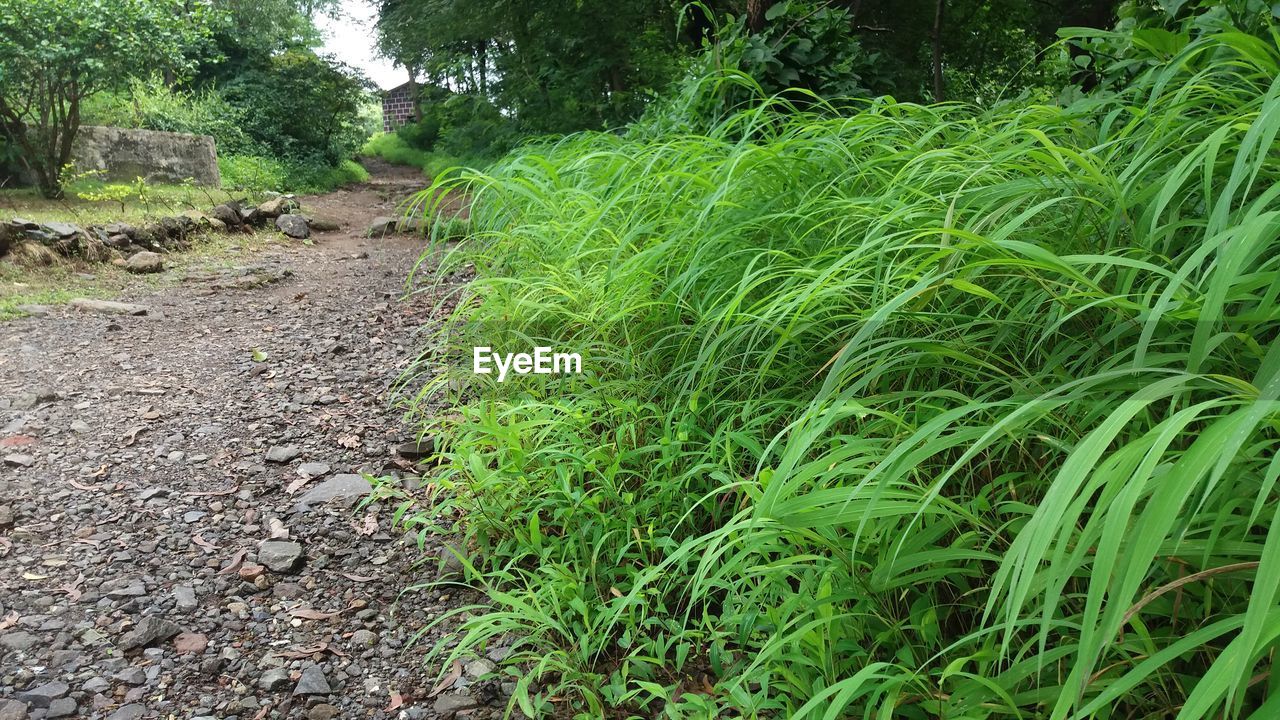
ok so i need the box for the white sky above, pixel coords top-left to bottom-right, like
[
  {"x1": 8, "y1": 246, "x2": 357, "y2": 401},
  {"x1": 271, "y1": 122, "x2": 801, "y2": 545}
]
[{"x1": 316, "y1": 0, "x2": 409, "y2": 90}]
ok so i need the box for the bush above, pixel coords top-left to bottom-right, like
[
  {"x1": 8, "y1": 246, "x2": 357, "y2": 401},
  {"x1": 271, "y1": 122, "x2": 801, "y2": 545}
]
[
  {"x1": 404, "y1": 27, "x2": 1280, "y2": 719},
  {"x1": 219, "y1": 154, "x2": 370, "y2": 194},
  {"x1": 81, "y1": 76, "x2": 259, "y2": 155}
]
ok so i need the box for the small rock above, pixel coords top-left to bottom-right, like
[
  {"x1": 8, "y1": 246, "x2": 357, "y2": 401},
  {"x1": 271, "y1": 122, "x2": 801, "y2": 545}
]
[
  {"x1": 45, "y1": 698, "x2": 76, "y2": 719},
  {"x1": 257, "y1": 540, "x2": 304, "y2": 573},
  {"x1": 293, "y1": 665, "x2": 331, "y2": 695},
  {"x1": 173, "y1": 632, "x2": 208, "y2": 654},
  {"x1": 0, "y1": 700, "x2": 27, "y2": 720},
  {"x1": 395, "y1": 437, "x2": 436, "y2": 460},
  {"x1": 433, "y1": 694, "x2": 481, "y2": 714},
  {"x1": 465, "y1": 658, "x2": 496, "y2": 678},
  {"x1": 304, "y1": 214, "x2": 342, "y2": 231},
  {"x1": 172, "y1": 585, "x2": 197, "y2": 609},
  {"x1": 114, "y1": 668, "x2": 146, "y2": 686},
  {"x1": 294, "y1": 474, "x2": 371, "y2": 507},
  {"x1": 69, "y1": 298, "x2": 148, "y2": 315},
  {"x1": 2, "y1": 454, "x2": 34, "y2": 468},
  {"x1": 210, "y1": 203, "x2": 241, "y2": 227},
  {"x1": 350, "y1": 629, "x2": 378, "y2": 648},
  {"x1": 15, "y1": 304, "x2": 52, "y2": 316},
  {"x1": 124, "y1": 251, "x2": 164, "y2": 274},
  {"x1": 258, "y1": 667, "x2": 291, "y2": 691},
  {"x1": 266, "y1": 445, "x2": 301, "y2": 463},
  {"x1": 106, "y1": 704, "x2": 146, "y2": 720},
  {"x1": 238, "y1": 563, "x2": 265, "y2": 581},
  {"x1": 118, "y1": 616, "x2": 182, "y2": 651},
  {"x1": 297, "y1": 462, "x2": 330, "y2": 478},
  {"x1": 275, "y1": 214, "x2": 310, "y2": 239},
  {"x1": 15, "y1": 680, "x2": 69, "y2": 708},
  {"x1": 258, "y1": 197, "x2": 298, "y2": 217},
  {"x1": 308, "y1": 704, "x2": 341, "y2": 720},
  {"x1": 0, "y1": 630, "x2": 39, "y2": 651}
]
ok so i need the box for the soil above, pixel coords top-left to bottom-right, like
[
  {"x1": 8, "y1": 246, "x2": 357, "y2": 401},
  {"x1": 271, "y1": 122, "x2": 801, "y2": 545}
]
[{"x1": 0, "y1": 161, "x2": 503, "y2": 719}]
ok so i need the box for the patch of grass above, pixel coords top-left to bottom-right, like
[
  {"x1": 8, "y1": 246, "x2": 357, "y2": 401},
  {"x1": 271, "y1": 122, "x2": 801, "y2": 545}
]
[
  {"x1": 362, "y1": 132, "x2": 467, "y2": 178},
  {"x1": 402, "y1": 28, "x2": 1280, "y2": 719},
  {"x1": 0, "y1": 180, "x2": 245, "y2": 226}
]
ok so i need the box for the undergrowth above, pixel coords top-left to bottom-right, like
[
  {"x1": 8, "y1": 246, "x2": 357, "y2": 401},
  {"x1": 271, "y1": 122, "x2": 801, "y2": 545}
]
[{"x1": 403, "y1": 26, "x2": 1280, "y2": 720}]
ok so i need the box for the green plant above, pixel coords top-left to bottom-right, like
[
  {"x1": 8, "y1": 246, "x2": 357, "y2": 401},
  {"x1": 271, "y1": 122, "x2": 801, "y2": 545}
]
[
  {"x1": 0, "y1": 0, "x2": 210, "y2": 198},
  {"x1": 401, "y1": 25, "x2": 1280, "y2": 719}
]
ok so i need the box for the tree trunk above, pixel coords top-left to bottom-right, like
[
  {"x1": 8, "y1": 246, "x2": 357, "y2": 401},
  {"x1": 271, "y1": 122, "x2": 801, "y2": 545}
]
[
  {"x1": 930, "y1": 0, "x2": 945, "y2": 102},
  {"x1": 747, "y1": 0, "x2": 772, "y2": 34}
]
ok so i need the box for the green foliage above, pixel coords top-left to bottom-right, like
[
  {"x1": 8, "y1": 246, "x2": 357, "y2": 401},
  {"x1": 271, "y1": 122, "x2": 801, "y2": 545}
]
[
  {"x1": 361, "y1": 132, "x2": 468, "y2": 179},
  {"x1": 222, "y1": 50, "x2": 373, "y2": 165},
  {"x1": 81, "y1": 76, "x2": 258, "y2": 155},
  {"x1": 403, "y1": 25, "x2": 1280, "y2": 718},
  {"x1": 0, "y1": 0, "x2": 210, "y2": 198},
  {"x1": 218, "y1": 154, "x2": 368, "y2": 194}
]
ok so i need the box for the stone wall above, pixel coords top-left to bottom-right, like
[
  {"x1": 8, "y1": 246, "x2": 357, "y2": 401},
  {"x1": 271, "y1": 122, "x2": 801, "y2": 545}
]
[{"x1": 71, "y1": 126, "x2": 220, "y2": 187}]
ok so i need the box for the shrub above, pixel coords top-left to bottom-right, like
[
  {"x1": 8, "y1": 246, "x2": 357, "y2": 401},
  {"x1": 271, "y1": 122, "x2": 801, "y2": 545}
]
[{"x1": 403, "y1": 26, "x2": 1280, "y2": 719}]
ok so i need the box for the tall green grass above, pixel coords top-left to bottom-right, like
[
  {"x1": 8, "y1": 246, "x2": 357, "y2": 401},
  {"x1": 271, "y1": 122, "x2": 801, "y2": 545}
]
[{"x1": 405, "y1": 27, "x2": 1280, "y2": 719}]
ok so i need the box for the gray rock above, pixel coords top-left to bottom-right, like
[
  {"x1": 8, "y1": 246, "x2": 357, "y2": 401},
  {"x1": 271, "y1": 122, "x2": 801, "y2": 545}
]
[
  {"x1": 2, "y1": 454, "x2": 34, "y2": 468},
  {"x1": 210, "y1": 204, "x2": 241, "y2": 227},
  {"x1": 125, "y1": 251, "x2": 164, "y2": 274},
  {"x1": 42, "y1": 221, "x2": 81, "y2": 238},
  {"x1": 45, "y1": 698, "x2": 76, "y2": 719},
  {"x1": 118, "y1": 616, "x2": 182, "y2": 651},
  {"x1": 173, "y1": 585, "x2": 197, "y2": 610},
  {"x1": 265, "y1": 445, "x2": 301, "y2": 463},
  {"x1": 106, "y1": 705, "x2": 146, "y2": 720},
  {"x1": 257, "y1": 540, "x2": 304, "y2": 573},
  {"x1": 0, "y1": 700, "x2": 27, "y2": 720},
  {"x1": 293, "y1": 665, "x2": 331, "y2": 695},
  {"x1": 104, "y1": 579, "x2": 147, "y2": 599},
  {"x1": 297, "y1": 462, "x2": 330, "y2": 478},
  {"x1": 15, "y1": 680, "x2": 69, "y2": 708},
  {"x1": 465, "y1": 658, "x2": 496, "y2": 678},
  {"x1": 433, "y1": 694, "x2": 481, "y2": 714},
  {"x1": 0, "y1": 505, "x2": 12, "y2": 526},
  {"x1": 366, "y1": 216, "x2": 397, "y2": 236},
  {"x1": 82, "y1": 676, "x2": 109, "y2": 693},
  {"x1": 258, "y1": 197, "x2": 298, "y2": 218},
  {"x1": 350, "y1": 629, "x2": 378, "y2": 648},
  {"x1": 69, "y1": 298, "x2": 149, "y2": 315},
  {"x1": 0, "y1": 630, "x2": 39, "y2": 651},
  {"x1": 275, "y1": 214, "x2": 309, "y2": 239},
  {"x1": 294, "y1": 474, "x2": 371, "y2": 507},
  {"x1": 15, "y1": 304, "x2": 52, "y2": 317},
  {"x1": 258, "y1": 667, "x2": 291, "y2": 691},
  {"x1": 308, "y1": 704, "x2": 341, "y2": 720},
  {"x1": 304, "y1": 214, "x2": 342, "y2": 231},
  {"x1": 115, "y1": 667, "x2": 147, "y2": 685},
  {"x1": 395, "y1": 437, "x2": 436, "y2": 460}
]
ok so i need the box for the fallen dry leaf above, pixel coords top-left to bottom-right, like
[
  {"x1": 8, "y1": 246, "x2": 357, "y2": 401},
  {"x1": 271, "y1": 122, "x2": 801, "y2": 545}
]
[
  {"x1": 287, "y1": 603, "x2": 356, "y2": 621},
  {"x1": 336, "y1": 433, "x2": 361, "y2": 449},
  {"x1": 192, "y1": 533, "x2": 219, "y2": 553},
  {"x1": 0, "y1": 610, "x2": 19, "y2": 630},
  {"x1": 385, "y1": 691, "x2": 404, "y2": 712},
  {"x1": 340, "y1": 572, "x2": 377, "y2": 583},
  {"x1": 22, "y1": 572, "x2": 48, "y2": 581},
  {"x1": 284, "y1": 475, "x2": 311, "y2": 495},
  {"x1": 357, "y1": 512, "x2": 378, "y2": 536},
  {"x1": 122, "y1": 426, "x2": 146, "y2": 446},
  {"x1": 273, "y1": 642, "x2": 349, "y2": 660},
  {"x1": 0, "y1": 435, "x2": 36, "y2": 448},
  {"x1": 217, "y1": 548, "x2": 249, "y2": 575},
  {"x1": 429, "y1": 661, "x2": 463, "y2": 697}
]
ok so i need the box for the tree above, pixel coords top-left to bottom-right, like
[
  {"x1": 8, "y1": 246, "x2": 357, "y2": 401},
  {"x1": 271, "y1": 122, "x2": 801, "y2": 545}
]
[{"x1": 0, "y1": 0, "x2": 208, "y2": 198}]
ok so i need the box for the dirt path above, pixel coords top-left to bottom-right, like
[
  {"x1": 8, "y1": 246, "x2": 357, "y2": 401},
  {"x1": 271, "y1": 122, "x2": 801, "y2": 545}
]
[{"x1": 0, "y1": 163, "x2": 500, "y2": 720}]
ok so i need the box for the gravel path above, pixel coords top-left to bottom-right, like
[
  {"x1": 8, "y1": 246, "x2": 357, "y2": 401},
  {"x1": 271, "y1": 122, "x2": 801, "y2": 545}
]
[{"x1": 0, "y1": 165, "x2": 502, "y2": 720}]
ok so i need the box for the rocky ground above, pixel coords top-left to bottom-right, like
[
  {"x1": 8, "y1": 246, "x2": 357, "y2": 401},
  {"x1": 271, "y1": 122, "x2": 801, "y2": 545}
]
[{"x1": 0, "y1": 163, "x2": 510, "y2": 719}]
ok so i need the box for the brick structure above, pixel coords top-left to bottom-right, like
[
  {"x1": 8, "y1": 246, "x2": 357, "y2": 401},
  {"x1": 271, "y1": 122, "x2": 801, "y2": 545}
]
[{"x1": 382, "y1": 81, "x2": 417, "y2": 132}]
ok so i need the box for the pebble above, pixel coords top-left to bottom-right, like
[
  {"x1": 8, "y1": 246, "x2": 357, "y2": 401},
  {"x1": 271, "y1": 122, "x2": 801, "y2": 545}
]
[
  {"x1": 266, "y1": 445, "x2": 302, "y2": 463},
  {"x1": 257, "y1": 540, "x2": 304, "y2": 573},
  {"x1": 293, "y1": 665, "x2": 331, "y2": 695}
]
